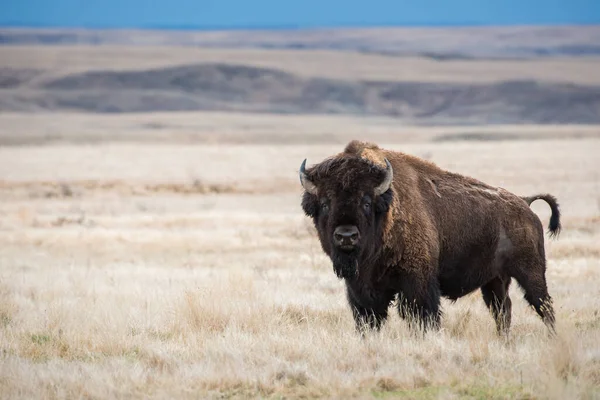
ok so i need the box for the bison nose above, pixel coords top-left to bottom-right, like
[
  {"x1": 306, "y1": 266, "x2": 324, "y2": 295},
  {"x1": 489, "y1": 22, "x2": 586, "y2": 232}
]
[{"x1": 333, "y1": 225, "x2": 360, "y2": 247}]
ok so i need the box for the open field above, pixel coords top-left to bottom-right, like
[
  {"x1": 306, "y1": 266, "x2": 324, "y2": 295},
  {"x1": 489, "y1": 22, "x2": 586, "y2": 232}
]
[
  {"x1": 1, "y1": 112, "x2": 599, "y2": 398},
  {"x1": 1, "y1": 111, "x2": 600, "y2": 146}
]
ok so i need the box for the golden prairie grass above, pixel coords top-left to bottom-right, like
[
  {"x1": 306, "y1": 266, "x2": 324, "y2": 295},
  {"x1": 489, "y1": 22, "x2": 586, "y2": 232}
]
[
  {"x1": 0, "y1": 124, "x2": 599, "y2": 399},
  {"x1": 1, "y1": 111, "x2": 600, "y2": 146}
]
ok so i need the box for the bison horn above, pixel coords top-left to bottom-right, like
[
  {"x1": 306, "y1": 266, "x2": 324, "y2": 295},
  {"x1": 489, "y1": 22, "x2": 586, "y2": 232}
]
[
  {"x1": 374, "y1": 158, "x2": 393, "y2": 196},
  {"x1": 299, "y1": 159, "x2": 318, "y2": 195}
]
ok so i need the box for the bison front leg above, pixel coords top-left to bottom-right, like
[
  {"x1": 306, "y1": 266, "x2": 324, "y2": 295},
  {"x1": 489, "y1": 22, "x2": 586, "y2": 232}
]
[
  {"x1": 397, "y1": 277, "x2": 442, "y2": 333},
  {"x1": 350, "y1": 304, "x2": 388, "y2": 335},
  {"x1": 346, "y1": 286, "x2": 389, "y2": 335}
]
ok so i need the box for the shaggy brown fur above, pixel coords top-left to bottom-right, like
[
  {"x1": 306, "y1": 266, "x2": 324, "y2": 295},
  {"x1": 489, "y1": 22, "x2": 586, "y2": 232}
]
[{"x1": 300, "y1": 140, "x2": 561, "y2": 335}]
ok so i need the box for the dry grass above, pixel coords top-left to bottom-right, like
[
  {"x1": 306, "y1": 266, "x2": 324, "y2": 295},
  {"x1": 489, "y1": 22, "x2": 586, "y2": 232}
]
[
  {"x1": 1, "y1": 117, "x2": 600, "y2": 399},
  {"x1": 2, "y1": 111, "x2": 600, "y2": 147}
]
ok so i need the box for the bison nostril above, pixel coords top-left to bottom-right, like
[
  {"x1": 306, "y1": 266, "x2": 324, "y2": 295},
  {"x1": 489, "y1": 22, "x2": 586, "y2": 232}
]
[{"x1": 333, "y1": 225, "x2": 360, "y2": 246}]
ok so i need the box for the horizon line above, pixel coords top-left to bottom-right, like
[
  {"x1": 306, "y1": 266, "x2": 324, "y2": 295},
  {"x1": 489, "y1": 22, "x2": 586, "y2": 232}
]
[{"x1": 1, "y1": 21, "x2": 599, "y2": 31}]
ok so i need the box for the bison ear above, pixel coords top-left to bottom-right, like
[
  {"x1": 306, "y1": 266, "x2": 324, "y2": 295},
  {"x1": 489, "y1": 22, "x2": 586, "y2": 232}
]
[
  {"x1": 301, "y1": 191, "x2": 319, "y2": 218},
  {"x1": 375, "y1": 188, "x2": 393, "y2": 214}
]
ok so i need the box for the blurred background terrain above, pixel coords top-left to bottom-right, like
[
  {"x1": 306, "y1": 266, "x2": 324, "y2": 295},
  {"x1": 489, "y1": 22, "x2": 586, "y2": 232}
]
[{"x1": 1, "y1": 26, "x2": 600, "y2": 125}]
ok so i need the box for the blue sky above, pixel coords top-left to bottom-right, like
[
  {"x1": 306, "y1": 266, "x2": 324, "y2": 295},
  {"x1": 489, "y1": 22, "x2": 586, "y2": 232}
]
[{"x1": 1, "y1": 0, "x2": 599, "y2": 28}]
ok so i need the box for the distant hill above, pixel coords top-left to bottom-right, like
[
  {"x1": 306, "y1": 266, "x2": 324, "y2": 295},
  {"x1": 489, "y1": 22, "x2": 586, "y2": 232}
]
[
  {"x1": 2, "y1": 26, "x2": 600, "y2": 124},
  {"x1": 2, "y1": 63, "x2": 600, "y2": 124},
  {"x1": 2, "y1": 26, "x2": 600, "y2": 59}
]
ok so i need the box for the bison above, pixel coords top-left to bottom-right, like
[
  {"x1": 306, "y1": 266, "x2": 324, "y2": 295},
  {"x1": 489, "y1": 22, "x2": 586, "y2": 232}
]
[{"x1": 299, "y1": 140, "x2": 561, "y2": 336}]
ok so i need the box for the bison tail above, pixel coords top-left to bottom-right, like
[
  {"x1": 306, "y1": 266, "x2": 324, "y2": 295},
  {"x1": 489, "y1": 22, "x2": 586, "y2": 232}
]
[{"x1": 522, "y1": 194, "x2": 561, "y2": 239}]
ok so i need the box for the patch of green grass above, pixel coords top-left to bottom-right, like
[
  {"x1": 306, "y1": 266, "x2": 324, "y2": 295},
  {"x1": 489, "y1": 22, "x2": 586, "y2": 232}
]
[
  {"x1": 122, "y1": 346, "x2": 142, "y2": 362},
  {"x1": 371, "y1": 386, "x2": 443, "y2": 399},
  {"x1": 31, "y1": 333, "x2": 52, "y2": 345},
  {"x1": 456, "y1": 383, "x2": 535, "y2": 400},
  {"x1": 148, "y1": 329, "x2": 176, "y2": 341},
  {"x1": 0, "y1": 312, "x2": 11, "y2": 327},
  {"x1": 128, "y1": 327, "x2": 141, "y2": 337},
  {"x1": 574, "y1": 317, "x2": 600, "y2": 330},
  {"x1": 370, "y1": 383, "x2": 534, "y2": 400}
]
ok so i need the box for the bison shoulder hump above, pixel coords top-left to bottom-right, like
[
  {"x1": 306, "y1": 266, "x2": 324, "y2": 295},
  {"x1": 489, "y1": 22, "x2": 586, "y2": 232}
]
[{"x1": 344, "y1": 140, "x2": 380, "y2": 155}]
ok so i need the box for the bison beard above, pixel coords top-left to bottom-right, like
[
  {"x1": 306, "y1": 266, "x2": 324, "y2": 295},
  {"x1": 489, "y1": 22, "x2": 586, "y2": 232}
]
[
  {"x1": 332, "y1": 249, "x2": 359, "y2": 280},
  {"x1": 299, "y1": 140, "x2": 561, "y2": 337}
]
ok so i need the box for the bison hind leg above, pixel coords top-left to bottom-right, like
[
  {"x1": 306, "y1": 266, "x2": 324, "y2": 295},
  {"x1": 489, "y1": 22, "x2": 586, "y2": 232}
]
[
  {"x1": 481, "y1": 276, "x2": 512, "y2": 336},
  {"x1": 511, "y1": 262, "x2": 556, "y2": 336}
]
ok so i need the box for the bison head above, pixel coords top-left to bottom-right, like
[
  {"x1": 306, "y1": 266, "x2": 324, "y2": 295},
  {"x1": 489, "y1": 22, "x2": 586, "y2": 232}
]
[{"x1": 299, "y1": 156, "x2": 394, "y2": 280}]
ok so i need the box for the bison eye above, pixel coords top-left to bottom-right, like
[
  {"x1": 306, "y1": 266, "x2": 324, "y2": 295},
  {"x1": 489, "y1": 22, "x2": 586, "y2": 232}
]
[
  {"x1": 362, "y1": 195, "x2": 372, "y2": 214},
  {"x1": 321, "y1": 203, "x2": 330, "y2": 214},
  {"x1": 363, "y1": 202, "x2": 371, "y2": 213}
]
